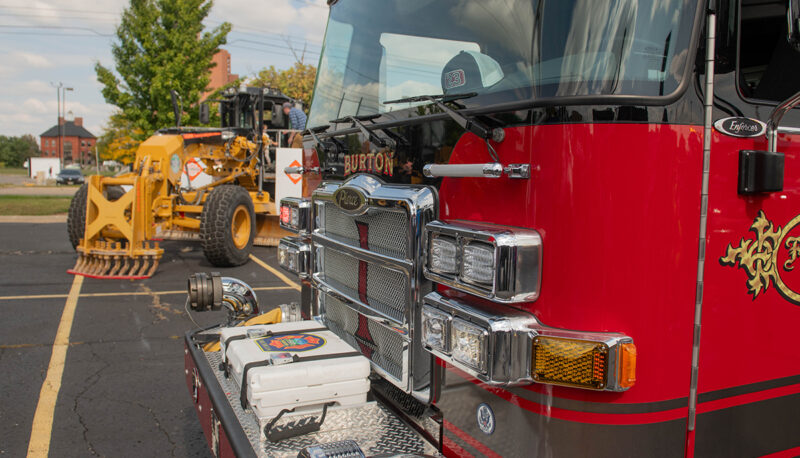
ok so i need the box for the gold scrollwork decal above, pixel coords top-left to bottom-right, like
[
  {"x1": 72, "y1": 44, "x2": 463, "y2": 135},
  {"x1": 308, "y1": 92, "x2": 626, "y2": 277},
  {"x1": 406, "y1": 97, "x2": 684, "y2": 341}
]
[{"x1": 720, "y1": 210, "x2": 800, "y2": 304}]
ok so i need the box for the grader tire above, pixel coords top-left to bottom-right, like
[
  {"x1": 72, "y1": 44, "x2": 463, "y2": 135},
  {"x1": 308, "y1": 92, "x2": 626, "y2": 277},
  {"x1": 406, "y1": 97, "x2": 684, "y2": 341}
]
[
  {"x1": 105, "y1": 185, "x2": 125, "y2": 201},
  {"x1": 67, "y1": 183, "x2": 88, "y2": 249},
  {"x1": 201, "y1": 185, "x2": 255, "y2": 267}
]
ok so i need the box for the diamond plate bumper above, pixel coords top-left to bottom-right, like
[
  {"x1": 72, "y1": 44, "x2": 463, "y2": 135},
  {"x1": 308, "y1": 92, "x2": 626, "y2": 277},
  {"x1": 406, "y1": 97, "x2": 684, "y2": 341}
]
[{"x1": 185, "y1": 328, "x2": 440, "y2": 458}]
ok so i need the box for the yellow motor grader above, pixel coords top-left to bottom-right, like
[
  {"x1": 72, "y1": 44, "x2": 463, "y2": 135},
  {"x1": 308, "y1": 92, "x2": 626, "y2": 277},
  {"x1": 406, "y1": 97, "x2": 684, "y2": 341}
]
[{"x1": 67, "y1": 87, "x2": 297, "y2": 279}]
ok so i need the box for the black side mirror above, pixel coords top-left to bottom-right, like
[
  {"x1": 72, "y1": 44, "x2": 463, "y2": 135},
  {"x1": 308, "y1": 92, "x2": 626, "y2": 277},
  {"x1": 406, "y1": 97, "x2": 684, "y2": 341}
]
[
  {"x1": 199, "y1": 103, "x2": 210, "y2": 124},
  {"x1": 170, "y1": 90, "x2": 182, "y2": 128},
  {"x1": 788, "y1": 0, "x2": 800, "y2": 51}
]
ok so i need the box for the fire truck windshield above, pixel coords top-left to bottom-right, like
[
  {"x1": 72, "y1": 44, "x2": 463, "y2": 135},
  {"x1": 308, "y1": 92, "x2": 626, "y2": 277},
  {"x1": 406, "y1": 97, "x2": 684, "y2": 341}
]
[{"x1": 308, "y1": 0, "x2": 698, "y2": 128}]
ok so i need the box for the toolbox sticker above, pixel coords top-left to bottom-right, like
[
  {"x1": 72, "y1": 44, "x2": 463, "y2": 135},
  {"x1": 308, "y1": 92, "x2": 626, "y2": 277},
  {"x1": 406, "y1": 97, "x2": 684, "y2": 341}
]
[{"x1": 256, "y1": 333, "x2": 326, "y2": 352}]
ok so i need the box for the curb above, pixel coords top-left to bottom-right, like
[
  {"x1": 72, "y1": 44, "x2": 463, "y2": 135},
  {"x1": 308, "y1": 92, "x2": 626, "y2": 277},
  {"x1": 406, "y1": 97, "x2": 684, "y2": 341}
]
[{"x1": 0, "y1": 214, "x2": 68, "y2": 223}]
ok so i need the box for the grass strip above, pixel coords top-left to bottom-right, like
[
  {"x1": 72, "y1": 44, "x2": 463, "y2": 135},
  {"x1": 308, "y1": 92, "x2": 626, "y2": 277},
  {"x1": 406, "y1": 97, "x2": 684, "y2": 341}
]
[{"x1": 0, "y1": 195, "x2": 72, "y2": 215}]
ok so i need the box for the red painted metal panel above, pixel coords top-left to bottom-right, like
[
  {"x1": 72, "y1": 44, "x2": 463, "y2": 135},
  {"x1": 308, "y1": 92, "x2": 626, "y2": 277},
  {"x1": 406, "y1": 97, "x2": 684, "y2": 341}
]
[
  {"x1": 439, "y1": 123, "x2": 703, "y2": 406},
  {"x1": 185, "y1": 343, "x2": 236, "y2": 458},
  {"x1": 700, "y1": 131, "x2": 800, "y2": 394}
]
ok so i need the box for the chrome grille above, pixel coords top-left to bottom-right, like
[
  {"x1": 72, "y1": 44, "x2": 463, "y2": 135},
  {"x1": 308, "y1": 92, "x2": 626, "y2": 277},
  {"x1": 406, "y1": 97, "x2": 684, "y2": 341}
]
[
  {"x1": 312, "y1": 175, "x2": 435, "y2": 397},
  {"x1": 323, "y1": 247, "x2": 407, "y2": 323},
  {"x1": 323, "y1": 293, "x2": 404, "y2": 381},
  {"x1": 323, "y1": 202, "x2": 409, "y2": 259}
]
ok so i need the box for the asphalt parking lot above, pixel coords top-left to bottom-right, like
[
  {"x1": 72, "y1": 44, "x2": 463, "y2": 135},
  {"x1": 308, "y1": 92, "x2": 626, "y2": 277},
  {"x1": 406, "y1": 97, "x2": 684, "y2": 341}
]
[{"x1": 0, "y1": 222, "x2": 299, "y2": 457}]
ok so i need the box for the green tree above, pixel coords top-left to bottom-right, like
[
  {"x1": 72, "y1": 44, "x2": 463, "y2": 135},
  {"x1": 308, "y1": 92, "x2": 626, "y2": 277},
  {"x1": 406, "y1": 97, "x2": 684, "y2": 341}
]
[
  {"x1": 253, "y1": 62, "x2": 317, "y2": 110},
  {"x1": 95, "y1": 0, "x2": 231, "y2": 140},
  {"x1": 0, "y1": 135, "x2": 40, "y2": 167}
]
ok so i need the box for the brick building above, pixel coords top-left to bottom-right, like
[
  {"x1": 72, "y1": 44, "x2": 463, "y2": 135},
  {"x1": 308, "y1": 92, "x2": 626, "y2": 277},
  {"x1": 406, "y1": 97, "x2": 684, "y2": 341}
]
[
  {"x1": 40, "y1": 117, "x2": 96, "y2": 164},
  {"x1": 204, "y1": 49, "x2": 239, "y2": 99}
]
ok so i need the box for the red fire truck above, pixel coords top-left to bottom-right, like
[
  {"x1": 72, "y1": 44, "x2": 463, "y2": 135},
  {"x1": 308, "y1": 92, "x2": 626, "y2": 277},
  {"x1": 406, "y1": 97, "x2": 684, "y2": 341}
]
[{"x1": 185, "y1": 0, "x2": 800, "y2": 456}]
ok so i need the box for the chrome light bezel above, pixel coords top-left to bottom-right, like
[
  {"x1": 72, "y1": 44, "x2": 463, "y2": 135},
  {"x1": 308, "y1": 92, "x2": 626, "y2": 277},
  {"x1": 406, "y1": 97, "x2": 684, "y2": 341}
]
[
  {"x1": 277, "y1": 236, "x2": 310, "y2": 278},
  {"x1": 423, "y1": 292, "x2": 538, "y2": 385},
  {"x1": 423, "y1": 292, "x2": 635, "y2": 390},
  {"x1": 424, "y1": 220, "x2": 542, "y2": 303},
  {"x1": 279, "y1": 197, "x2": 312, "y2": 234}
]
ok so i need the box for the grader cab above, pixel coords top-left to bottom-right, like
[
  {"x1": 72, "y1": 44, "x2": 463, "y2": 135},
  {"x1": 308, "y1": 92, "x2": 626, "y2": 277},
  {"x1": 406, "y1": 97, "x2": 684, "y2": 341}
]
[{"x1": 67, "y1": 87, "x2": 299, "y2": 279}]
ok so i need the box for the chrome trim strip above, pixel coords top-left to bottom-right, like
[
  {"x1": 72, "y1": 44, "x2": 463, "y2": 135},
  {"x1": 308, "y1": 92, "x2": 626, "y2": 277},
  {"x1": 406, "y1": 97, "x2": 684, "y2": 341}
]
[
  {"x1": 688, "y1": 9, "x2": 716, "y2": 432},
  {"x1": 314, "y1": 273, "x2": 410, "y2": 330},
  {"x1": 312, "y1": 232, "x2": 413, "y2": 274}
]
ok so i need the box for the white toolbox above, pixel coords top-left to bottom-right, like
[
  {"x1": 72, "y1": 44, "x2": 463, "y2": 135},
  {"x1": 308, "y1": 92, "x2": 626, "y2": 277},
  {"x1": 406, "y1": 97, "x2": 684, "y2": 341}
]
[{"x1": 219, "y1": 320, "x2": 370, "y2": 420}]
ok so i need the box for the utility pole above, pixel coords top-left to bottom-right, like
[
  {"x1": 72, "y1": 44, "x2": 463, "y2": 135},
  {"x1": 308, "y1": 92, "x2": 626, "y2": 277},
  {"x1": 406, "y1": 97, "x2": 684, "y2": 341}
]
[
  {"x1": 63, "y1": 87, "x2": 73, "y2": 165},
  {"x1": 50, "y1": 82, "x2": 73, "y2": 168},
  {"x1": 50, "y1": 82, "x2": 62, "y2": 168}
]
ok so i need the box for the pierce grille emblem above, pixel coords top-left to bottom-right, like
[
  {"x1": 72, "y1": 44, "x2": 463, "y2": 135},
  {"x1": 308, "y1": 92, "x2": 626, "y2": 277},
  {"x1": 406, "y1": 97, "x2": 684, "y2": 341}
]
[
  {"x1": 333, "y1": 187, "x2": 366, "y2": 213},
  {"x1": 720, "y1": 210, "x2": 800, "y2": 304}
]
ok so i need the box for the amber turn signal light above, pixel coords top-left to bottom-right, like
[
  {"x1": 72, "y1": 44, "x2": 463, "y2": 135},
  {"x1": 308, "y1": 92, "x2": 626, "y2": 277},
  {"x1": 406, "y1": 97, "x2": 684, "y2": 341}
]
[
  {"x1": 532, "y1": 336, "x2": 636, "y2": 391},
  {"x1": 618, "y1": 342, "x2": 637, "y2": 389},
  {"x1": 532, "y1": 337, "x2": 609, "y2": 390}
]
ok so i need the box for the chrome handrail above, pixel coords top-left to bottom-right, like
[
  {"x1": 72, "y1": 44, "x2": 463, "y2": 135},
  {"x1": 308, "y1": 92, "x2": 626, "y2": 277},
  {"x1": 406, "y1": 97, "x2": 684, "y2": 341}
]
[{"x1": 767, "y1": 90, "x2": 800, "y2": 152}]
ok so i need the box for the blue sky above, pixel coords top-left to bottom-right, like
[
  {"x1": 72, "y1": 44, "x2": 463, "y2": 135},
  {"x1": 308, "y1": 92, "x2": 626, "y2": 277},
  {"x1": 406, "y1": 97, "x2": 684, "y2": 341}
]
[{"x1": 0, "y1": 0, "x2": 328, "y2": 141}]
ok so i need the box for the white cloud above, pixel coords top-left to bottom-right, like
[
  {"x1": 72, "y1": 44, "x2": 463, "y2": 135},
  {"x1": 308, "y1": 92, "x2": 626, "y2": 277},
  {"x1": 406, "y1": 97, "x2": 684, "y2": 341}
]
[
  {"x1": 210, "y1": 0, "x2": 328, "y2": 48},
  {"x1": 10, "y1": 51, "x2": 52, "y2": 69},
  {"x1": 22, "y1": 98, "x2": 50, "y2": 114},
  {"x1": 23, "y1": 80, "x2": 54, "y2": 94},
  {"x1": 5, "y1": 0, "x2": 124, "y2": 29},
  {"x1": 0, "y1": 0, "x2": 325, "y2": 137}
]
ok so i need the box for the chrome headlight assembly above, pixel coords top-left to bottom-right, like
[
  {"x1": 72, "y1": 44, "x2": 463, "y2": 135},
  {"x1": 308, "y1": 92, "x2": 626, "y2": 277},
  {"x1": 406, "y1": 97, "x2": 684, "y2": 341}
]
[
  {"x1": 422, "y1": 292, "x2": 637, "y2": 390},
  {"x1": 278, "y1": 236, "x2": 310, "y2": 277},
  {"x1": 422, "y1": 292, "x2": 538, "y2": 385},
  {"x1": 424, "y1": 220, "x2": 542, "y2": 303},
  {"x1": 279, "y1": 197, "x2": 312, "y2": 234}
]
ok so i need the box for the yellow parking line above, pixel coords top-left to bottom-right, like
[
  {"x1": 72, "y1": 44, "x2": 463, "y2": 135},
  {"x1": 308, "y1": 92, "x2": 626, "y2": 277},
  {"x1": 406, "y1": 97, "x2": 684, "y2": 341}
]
[
  {"x1": 0, "y1": 286, "x2": 293, "y2": 301},
  {"x1": 0, "y1": 342, "x2": 85, "y2": 350},
  {"x1": 249, "y1": 254, "x2": 301, "y2": 291},
  {"x1": 26, "y1": 275, "x2": 83, "y2": 458},
  {"x1": 0, "y1": 293, "x2": 67, "y2": 301}
]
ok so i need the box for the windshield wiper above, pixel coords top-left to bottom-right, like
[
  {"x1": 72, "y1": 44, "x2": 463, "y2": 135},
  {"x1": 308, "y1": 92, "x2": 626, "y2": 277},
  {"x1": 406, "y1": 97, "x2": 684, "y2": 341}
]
[
  {"x1": 303, "y1": 124, "x2": 344, "y2": 162},
  {"x1": 383, "y1": 92, "x2": 501, "y2": 141},
  {"x1": 384, "y1": 93, "x2": 504, "y2": 161},
  {"x1": 305, "y1": 124, "x2": 331, "y2": 152},
  {"x1": 330, "y1": 114, "x2": 396, "y2": 149}
]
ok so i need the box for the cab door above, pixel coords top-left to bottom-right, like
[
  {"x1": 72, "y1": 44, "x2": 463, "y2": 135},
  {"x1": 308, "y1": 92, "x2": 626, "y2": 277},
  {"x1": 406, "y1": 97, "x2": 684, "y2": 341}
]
[{"x1": 696, "y1": 0, "x2": 800, "y2": 455}]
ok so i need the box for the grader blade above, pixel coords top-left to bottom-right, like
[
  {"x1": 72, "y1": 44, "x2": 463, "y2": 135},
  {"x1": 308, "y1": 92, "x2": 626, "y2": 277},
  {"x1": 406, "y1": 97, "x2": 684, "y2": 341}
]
[
  {"x1": 146, "y1": 257, "x2": 160, "y2": 277},
  {"x1": 253, "y1": 214, "x2": 293, "y2": 247},
  {"x1": 108, "y1": 256, "x2": 122, "y2": 277},
  {"x1": 69, "y1": 240, "x2": 164, "y2": 280}
]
